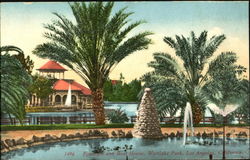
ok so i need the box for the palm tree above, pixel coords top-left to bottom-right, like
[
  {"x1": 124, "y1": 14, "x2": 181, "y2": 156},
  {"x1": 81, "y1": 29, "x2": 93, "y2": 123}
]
[
  {"x1": 1, "y1": 46, "x2": 32, "y2": 125},
  {"x1": 33, "y1": 2, "x2": 152, "y2": 125},
  {"x1": 141, "y1": 31, "x2": 246, "y2": 124}
]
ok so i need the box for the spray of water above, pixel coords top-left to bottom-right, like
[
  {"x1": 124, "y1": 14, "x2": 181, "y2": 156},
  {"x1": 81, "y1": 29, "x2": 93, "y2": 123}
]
[
  {"x1": 65, "y1": 84, "x2": 72, "y2": 106},
  {"x1": 183, "y1": 102, "x2": 194, "y2": 145},
  {"x1": 207, "y1": 103, "x2": 238, "y2": 117}
]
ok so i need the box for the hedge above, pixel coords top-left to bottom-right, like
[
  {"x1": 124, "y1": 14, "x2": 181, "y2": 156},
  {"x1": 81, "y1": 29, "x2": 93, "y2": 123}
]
[{"x1": 1, "y1": 123, "x2": 248, "y2": 131}]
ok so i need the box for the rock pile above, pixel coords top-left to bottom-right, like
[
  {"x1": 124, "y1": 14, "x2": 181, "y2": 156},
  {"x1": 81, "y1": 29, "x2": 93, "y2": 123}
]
[{"x1": 133, "y1": 88, "x2": 163, "y2": 139}]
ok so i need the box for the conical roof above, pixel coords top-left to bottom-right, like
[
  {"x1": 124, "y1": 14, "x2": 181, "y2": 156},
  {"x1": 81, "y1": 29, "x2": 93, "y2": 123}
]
[{"x1": 37, "y1": 60, "x2": 67, "y2": 72}]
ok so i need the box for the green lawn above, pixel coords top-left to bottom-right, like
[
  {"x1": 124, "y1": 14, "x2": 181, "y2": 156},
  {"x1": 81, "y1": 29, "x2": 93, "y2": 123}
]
[{"x1": 1, "y1": 123, "x2": 248, "y2": 131}]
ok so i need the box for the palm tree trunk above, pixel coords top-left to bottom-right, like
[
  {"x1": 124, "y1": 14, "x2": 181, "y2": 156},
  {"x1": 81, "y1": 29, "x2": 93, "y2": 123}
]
[
  {"x1": 179, "y1": 108, "x2": 185, "y2": 124},
  {"x1": 191, "y1": 102, "x2": 203, "y2": 124},
  {"x1": 8, "y1": 113, "x2": 14, "y2": 125},
  {"x1": 19, "y1": 119, "x2": 24, "y2": 126},
  {"x1": 210, "y1": 109, "x2": 216, "y2": 124},
  {"x1": 92, "y1": 88, "x2": 106, "y2": 125}
]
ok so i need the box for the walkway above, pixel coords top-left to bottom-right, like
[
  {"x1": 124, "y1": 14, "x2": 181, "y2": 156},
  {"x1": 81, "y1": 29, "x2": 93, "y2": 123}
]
[{"x1": 1, "y1": 127, "x2": 249, "y2": 141}]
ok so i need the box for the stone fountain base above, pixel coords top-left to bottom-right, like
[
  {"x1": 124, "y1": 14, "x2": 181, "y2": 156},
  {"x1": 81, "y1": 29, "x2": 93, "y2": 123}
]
[{"x1": 133, "y1": 88, "x2": 163, "y2": 139}]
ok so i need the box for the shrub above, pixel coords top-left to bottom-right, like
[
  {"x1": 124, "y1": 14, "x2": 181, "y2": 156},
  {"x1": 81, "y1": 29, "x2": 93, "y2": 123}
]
[{"x1": 107, "y1": 107, "x2": 129, "y2": 123}]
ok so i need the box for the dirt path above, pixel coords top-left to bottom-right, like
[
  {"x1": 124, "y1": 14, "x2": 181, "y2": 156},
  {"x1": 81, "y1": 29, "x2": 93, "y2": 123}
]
[{"x1": 1, "y1": 127, "x2": 249, "y2": 141}]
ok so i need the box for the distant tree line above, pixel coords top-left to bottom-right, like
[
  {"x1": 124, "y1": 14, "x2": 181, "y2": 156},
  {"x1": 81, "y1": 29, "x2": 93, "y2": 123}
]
[{"x1": 104, "y1": 74, "x2": 142, "y2": 102}]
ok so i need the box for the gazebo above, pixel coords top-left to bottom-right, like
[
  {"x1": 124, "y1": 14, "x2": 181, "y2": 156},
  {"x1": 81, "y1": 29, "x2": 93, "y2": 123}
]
[
  {"x1": 37, "y1": 60, "x2": 67, "y2": 79},
  {"x1": 28, "y1": 60, "x2": 93, "y2": 109}
]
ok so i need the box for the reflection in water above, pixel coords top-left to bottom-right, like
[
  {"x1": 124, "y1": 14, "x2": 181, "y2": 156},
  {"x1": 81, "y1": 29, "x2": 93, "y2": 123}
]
[
  {"x1": 137, "y1": 138, "x2": 161, "y2": 146},
  {"x1": 2, "y1": 137, "x2": 249, "y2": 160}
]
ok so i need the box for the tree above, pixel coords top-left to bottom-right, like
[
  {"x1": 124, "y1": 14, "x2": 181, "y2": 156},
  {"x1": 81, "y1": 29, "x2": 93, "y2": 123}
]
[
  {"x1": 33, "y1": 2, "x2": 152, "y2": 124},
  {"x1": 141, "y1": 31, "x2": 246, "y2": 124},
  {"x1": 103, "y1": 78, "x2": 113, "y2": 101},
  {"x1": 29, "y1": 74, "x2": 55, "y2": 106},
  {"x1": 1, "y1": 45, "x2": 34, "y2": 75},
  {"x1": 127, "y1": 79, "x2": 142, "y2": 101},
  {"x1": 13, "y1": 51, "x2": 34, "y2": 75},
  {"x1": 1, "y1": 46, "x2": 32, "y2": 125},
  {"x1": 104, "y1": 75, "x2": 142, "y2": 102}
]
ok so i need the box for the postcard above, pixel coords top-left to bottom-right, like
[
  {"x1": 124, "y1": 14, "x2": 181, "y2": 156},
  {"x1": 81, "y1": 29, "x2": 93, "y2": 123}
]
[{"x1": 1, "y1": 1, "x2": 249, "y2": 160}]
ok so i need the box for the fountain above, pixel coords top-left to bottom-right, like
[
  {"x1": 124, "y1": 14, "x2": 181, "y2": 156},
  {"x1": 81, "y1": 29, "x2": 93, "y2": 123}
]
[
  {"x1": 183, "y1": 102, "x2": 195, "y2": 145},
  {"x1": 207, "y1": 103, "x2": 239, "y2": 160},
  {"x1": 207, "y1": 103, "x2": 238, "y2": 117},
  {"x1": 133, "y1": 88, "x2": 163, "y2": 139},
  {"x1": 65, "y1": 84, "x2": 71, "y2": 106}
]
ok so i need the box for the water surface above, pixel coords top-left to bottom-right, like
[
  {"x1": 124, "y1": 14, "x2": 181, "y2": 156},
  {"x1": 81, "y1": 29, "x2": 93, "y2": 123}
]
[{"x1": 2, "y1": 137, "x2": 249, "y2": 160}]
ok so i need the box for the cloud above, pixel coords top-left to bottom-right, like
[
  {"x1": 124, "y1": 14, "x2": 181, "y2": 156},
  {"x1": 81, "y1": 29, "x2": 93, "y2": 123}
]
[{"x1": 208, "y1": 27, "x2": 224, "y2": 38}]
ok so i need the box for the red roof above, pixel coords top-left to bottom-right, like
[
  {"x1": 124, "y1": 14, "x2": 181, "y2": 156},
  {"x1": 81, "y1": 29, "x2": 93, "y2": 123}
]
[
  {"x1": 111, "y1": 80, "x2": 119, "y2": 85},
  {"x1": 53, "y1": 80, "x2": 91, "y2": 95},
  {"x1": 37, "y1": 60, "x2": 67, "y2": 71}
]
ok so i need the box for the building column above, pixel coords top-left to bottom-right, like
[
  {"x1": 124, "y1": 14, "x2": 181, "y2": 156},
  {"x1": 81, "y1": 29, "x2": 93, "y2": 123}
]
[
  {"x1": 34, "y1": 117, "x2": 37, "y2": 125},
  {"x1": 37, "y1": 117, "x2": 40, "y2": 125},
  {"x1": 48, "y1": 96, "x2": 51, "y2": 105},
  {"x1": 30, "y1": 97, "x2": 33, "y2": 106},
  {"x1": 34, "y1": 96, "x2": 37, "y2": 106},
  {"x1": 29, "y1": 97, "x2": 32, "y2": 106},
  {"x1": 50, "y1": 95, "x2": 53, "y2": 105},
  {"x1": 61, "y1": 95, "x2": 64, "y2": 106},
  {"x1": 32, "y1": 96, "x2": 34, "y2": 106},
  {"x1": 33, "y1": 95, "x2": 36, "y2": 106},
  {"x1": 66, "y1": 117, "x2": 70, "y2": 124},
  {"x1": 31, "y1": 117, "x2": 37, "y2": 125},
  {"x1": 27, "y1": 99, "x2": 30, "y2": 106},
  {"x1": 37, "y1": 98, "x2": 41, "y2": 106}
]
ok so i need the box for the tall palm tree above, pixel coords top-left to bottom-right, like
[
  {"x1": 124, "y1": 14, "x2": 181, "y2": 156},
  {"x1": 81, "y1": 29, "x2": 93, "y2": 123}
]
[
  {"x1": 141, "y1": 31, "x2": 246, "y2": 124},
  {"x1": 1, "y1": 46, "x2": 32, "y2": 125},
  {"x1": 33, "y1": 2, "x2": 152, "y2": 125}
]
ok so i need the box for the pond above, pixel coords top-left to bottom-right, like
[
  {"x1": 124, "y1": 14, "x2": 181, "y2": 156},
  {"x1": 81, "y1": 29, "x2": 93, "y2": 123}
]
[{"x1": 2, "y1": 137, "x2": 249, "y2": 160}]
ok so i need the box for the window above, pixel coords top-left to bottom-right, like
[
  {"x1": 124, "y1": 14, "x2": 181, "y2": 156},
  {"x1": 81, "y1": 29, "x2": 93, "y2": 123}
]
[
  {"x1": 55, "y1": 95, "x2": 61, "y2": 104},
  {"x1": 72, "y1": 95, "x2": 77, "y2": 104}
]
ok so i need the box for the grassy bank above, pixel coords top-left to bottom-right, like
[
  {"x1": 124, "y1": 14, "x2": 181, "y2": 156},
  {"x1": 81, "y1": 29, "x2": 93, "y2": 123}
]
[{"x1": 1, "y1": 123, "x2": 248, "y2": 131}]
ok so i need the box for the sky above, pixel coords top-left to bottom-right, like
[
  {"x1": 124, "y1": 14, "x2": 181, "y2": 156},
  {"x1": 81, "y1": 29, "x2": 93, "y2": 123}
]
[{"x1": 1, "y1": 1, "x2": 249, "y2": 86}]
